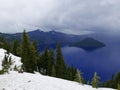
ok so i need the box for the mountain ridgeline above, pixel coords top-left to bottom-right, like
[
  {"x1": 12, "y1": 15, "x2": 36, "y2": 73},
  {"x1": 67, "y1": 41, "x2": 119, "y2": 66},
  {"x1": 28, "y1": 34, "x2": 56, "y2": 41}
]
[
  {"x1": 0, "y1": 29, "x2": 82, "y2": 43},
  {"x1": 0, "y1": 29, "x2": 105, "y2": 51}
]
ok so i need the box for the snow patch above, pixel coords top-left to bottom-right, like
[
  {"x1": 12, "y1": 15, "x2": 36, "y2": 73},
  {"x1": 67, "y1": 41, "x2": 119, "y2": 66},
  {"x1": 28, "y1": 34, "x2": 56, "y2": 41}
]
[
  {"x1": 0, "y1": 71, "x2": 116, "y2": 90},
  {"x1": 0, "y1": 48, "x2": 22, "y2": 71}
]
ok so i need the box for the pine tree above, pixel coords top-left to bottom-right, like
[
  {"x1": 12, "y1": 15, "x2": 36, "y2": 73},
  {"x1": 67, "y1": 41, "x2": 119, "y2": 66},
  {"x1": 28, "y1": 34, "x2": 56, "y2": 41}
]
[
  {"x1": 71, "y1": 65, "x2": 77, "y2": 81},
  {"x1": 12, "y1": 39, "x2": 19, "y2": 56},
  {"x1": 29, "y1": 43, "x2": 38, "y2": 72},
  {"x1": 21, "y1": 30, "x2": 38, "y2": 73},
  {"x1": 21, "y1": 30, "x2": 31, "y2": 72},
  {"x1": 38, "y1": 54, "x2": 45, "y2": 74},
  {"x1": 118, "y1": 82, "x2": 120, "y2": 90},
  {"x1": 16, "y1": 45, "x2": 22, "y2": 57},
  {"x1": 0, "y1": 35, "x2": 5, "y2": 48},
  {"x1": 115, "y1": 72, "x2": 120, "y2": 89},
  {"x1": 32, "y1": 40, "x2": 39, "y2": 53},
  {"x1": 48, "y1": 49, "x2": 55, "y2": 76},
  {"x1": 104, "y1": 72, "x2": 120, "y2": 89},
  {"x1": 2, "y1": 53, "x2": 12, "y2": 73},
  {"x1": 2, "y1": 54, "x2": 8, "y2": 73},
  {"x1": 106, "y1": 74, "x2": 115, "y2": 88},
  {"x1": 37, "y1": 48, "x2": 49, "y2": 75},
  {"x1": 65, "y1": 67, "x2": 72, "y2": 80},
  {"x1": 74, "y1": 69, "x2": 84, "y2": 84},
  {"x1": 37, "y1": 55, "x2": 42, "y2": 73},
  {"x1": 92, "y1": 72, "x2": 100, "y2": 88},
  {"x1": 51, "y1": 65, "x2": 56, "y2": 77},
  {"x1": 12, "y1": 39, "x2": 19, "y2": 55},
  {"x1": 56, "y1": 42, "x2": 66, "y2": 79},
  {"x1": 44, "y1": 47, "x2": 49, "y2": 75},
  {"x1": 4, "y1": 40, "x2": 11, "y2": 53}
]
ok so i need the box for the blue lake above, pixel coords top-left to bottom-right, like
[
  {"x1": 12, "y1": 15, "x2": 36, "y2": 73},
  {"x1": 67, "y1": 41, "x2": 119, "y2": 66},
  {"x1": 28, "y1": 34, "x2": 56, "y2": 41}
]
[
  {"x1": 39, "y1": 34, "x2": 120, "y2": 82},
  {"x1": 62, "y1": 44, "x2": 120, "y2": 82}
]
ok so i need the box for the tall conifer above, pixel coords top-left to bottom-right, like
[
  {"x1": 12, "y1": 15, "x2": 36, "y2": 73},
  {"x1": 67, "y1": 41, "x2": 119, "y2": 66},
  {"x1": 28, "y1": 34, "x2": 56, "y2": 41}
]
[
  {"x1": 21, "y1": 30, "x2": 38, "y2": 73},
  {"x1": 56, "y1": 42, "x2": 66, "y2": 79},
  {"x1": 12, "y1": 39, "x2": 19, "y2": 55},
  {"x1": 51, "y1": 65, "x2": 56, "y2": 77},
  {"x1": 74, "y1": 69, "x2": 84, "y2": 84},
  {"x1": 92, "y1": 72, "x2": 100, "y2": 88},
  {"x1": 29, "y1": 43, "x2": 38, "y2": 72},
  {"x1": 48, "y1": 49, "x2": 54, "y2": 76},
  {"x1": 118, "y1": 82, "x2": 120, "y2": 90},
  {"x1": 21, "y1": 30, "x2": 31, "y2": 72}
]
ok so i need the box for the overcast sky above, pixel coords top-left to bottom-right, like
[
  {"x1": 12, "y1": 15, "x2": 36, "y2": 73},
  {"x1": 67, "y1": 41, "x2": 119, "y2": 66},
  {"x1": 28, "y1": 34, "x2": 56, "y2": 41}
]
[{"x1": 0, "y1": 0, "x2": 120, "y2": 34}]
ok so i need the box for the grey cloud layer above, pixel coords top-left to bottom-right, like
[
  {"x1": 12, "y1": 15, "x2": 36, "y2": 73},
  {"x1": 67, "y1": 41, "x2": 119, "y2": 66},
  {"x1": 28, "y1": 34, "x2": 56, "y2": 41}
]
[{"x1": 0, "y1": 0, "x2": 120, "y2": 34}]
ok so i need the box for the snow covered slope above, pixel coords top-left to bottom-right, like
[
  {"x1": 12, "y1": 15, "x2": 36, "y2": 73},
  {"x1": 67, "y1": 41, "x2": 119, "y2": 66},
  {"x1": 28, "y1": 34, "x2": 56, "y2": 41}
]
[
  {"x1": 0, "y1": 48, "x2": 22, "y2": 71},
  {"x1": 0, "y1": 49, "x2": 116, "y2": 90},
  {"x1": 0, "y1": 72, "x2": 116, "y2": 90}
]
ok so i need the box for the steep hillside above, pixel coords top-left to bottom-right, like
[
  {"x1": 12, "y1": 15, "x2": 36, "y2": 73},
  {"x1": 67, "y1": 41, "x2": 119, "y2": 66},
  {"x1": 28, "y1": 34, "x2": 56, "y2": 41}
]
[
  {"x1": 0, "y1": 48, "x2": 116, "y2": 90},
  {"x1": 0, "y1": 71, "x2": 116, "y2": 90},
  {"x1": 0, "y1": 49, "x2": 22, "y2": 71}
]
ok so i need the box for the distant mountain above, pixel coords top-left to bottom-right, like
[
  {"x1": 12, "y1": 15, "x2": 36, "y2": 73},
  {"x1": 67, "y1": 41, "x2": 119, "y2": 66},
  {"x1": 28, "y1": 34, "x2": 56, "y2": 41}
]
[
  {"x1": 26, "y1": 29, "x2": 84, "y2": 44},
  {"x1": 69, "y1": 38, "x2": 106, "y2": 51},
  {"x1": 0, "y1": 29, "x2": 106, "y2": 51},
  {"x1": 0, "y1": 29, "x2": 84, "y2": 49},
  {"x1": 0, "y1": 29, "x2": 84, "y2": 43}
]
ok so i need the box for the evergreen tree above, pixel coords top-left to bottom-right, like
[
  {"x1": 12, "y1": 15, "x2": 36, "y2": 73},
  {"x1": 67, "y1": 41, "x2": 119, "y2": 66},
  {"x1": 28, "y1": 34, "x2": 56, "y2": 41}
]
[
  {"x1": 2, "y1": 54, "x2": 8, "y2": 73},
  {"x1": 4, "y1": 40, "x2": 11, "y2": 53},
  {"x1": 21, "y1": 30, "x2": 31, "y2": 72},
  {"x1": 105, "y1": 74, "x2": 115, "y2": 88},
  {"x1": 16, "y1": 45, "x2": 22, "y2": 57},
  {"x1": 71, "y1": 65, "x2": 77, "y2": 81},
  {"x1": 115, "y1": 72, "x2": 120, "y2": 89},
  {"x1": 74, "y1": 69, "x2": 84, "y2": 84},
  {"x1": 29, "y1": 43, "x2": 38, "y2": 72},
  {"x1": 92, "y1": 72, "x2": 100, "y2": 88},
  {"x1": 21, "y1": 30, "x2": 38, "y2": 73},
  {"x1": 12, "y1": 39, "x2": 19, "y2": 56},
  {"x1": 44, "y1": 47, "x2": 49, "y2": 75},
  {"x1": 103, "y1": 72, "x2": 120, "y2": 89},
  {"x1": 51, "y1": 65, "x2": 56, "y2": 77},
  {"x1": 32, "y1": 40, "x2": 39, "y2": 53},
  {"x1": 56, "y1": 42, "x2": 66, "y2": 79},
  {"x1": 65, "y1": 67, "x2": 72, "y2": 80},
  {"x1": 37, "y1": 55, "x2": 42, "y2": 73},
  {"x1": 2, "y1": 53, "x2": 12, "y2": 73},
  {"x1": 37, "y1": 48, "x2": 49, "y2": 75},
  {"x1": 38, "y1": 54, "x2": 45, "y2": 74},
  {"x1": 0, "y1": 35, "x2": 5, "y2": 48},
  {"x1": 118, "y1": 82, "x2": 120, "y2": 90},
  {"x1": 48, "y1": 49, "x2": 55, "y2": 76}
]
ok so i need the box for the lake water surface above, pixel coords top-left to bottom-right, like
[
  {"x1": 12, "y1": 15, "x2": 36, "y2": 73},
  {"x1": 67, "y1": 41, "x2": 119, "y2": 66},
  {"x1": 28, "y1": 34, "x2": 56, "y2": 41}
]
[{"x1": 62, "y1": 43, "x2": 120, "y2": 81}]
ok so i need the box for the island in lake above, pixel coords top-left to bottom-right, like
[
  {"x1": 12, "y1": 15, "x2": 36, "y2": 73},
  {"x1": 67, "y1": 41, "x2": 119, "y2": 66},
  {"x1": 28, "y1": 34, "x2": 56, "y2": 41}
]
[{"x1": 69, "y1": 37, "x2": 106, "y2": 51}]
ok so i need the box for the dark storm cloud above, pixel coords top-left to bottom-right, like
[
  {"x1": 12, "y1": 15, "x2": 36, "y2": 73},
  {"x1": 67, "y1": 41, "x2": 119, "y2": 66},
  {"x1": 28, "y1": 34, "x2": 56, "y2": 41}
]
[{"x1": 0, "y1": 0, "x2": 120, "y2": 34}]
